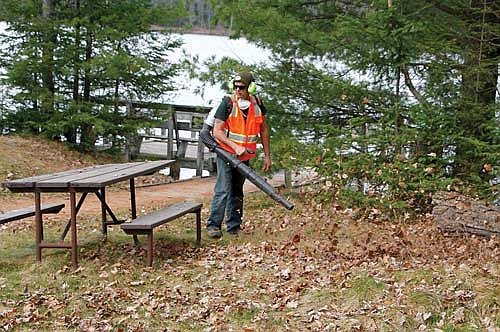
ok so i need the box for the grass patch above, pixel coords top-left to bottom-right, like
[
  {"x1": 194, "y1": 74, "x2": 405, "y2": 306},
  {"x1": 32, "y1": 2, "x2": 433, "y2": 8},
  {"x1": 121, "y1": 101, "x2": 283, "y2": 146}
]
[
  {"x1": 408, "y1": 290, "x2": 441, "y2": 308},
  {"x1": 226, "y1": 305, "x2": 261, "y2": 324},
  {"x1": 339, "y1": 273, "x2": 386, "y2": 310}
]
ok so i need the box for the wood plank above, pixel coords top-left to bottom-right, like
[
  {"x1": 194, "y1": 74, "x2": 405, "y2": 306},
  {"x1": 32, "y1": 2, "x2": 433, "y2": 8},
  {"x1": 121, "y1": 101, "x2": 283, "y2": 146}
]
[
  {"x1": 69, "y1": 160, "x2": 174, "y2": 188},
  {"x1": 0, "y1": 203, "x2": 65, "y2": 224},
  {"x1": 2, "y1": 165, "x2": 110, "y2": 190},
  {"x1": 33, "y1": 163, "x2": 135, "y2": 189},
  {"x1": 121, "y1": 202, "x2": 202, "y2": 231},
  {"x1": 178, "y1": 137, "x2": 199, "y2": 143},
  {"x1": 3, "y1": 161, "x2": 173, "y2": 191},
  {"x1": 140, "y1": 134, "x2": 198, "y2": 143},
  {"x1": 140, "y1": 134, "x2": 169, "y2": 140}
]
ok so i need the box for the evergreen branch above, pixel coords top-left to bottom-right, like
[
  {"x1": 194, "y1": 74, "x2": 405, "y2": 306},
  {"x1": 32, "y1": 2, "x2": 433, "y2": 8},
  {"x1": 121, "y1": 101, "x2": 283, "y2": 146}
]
[{"x1": 401, "y1": 64, "x2": 428, "y2": 107}]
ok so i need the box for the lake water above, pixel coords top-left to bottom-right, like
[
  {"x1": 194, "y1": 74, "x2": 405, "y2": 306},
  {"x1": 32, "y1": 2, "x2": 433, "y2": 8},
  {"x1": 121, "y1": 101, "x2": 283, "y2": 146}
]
[{"x1": 0, "y1": 22, "x2": 272, "y2": 180}]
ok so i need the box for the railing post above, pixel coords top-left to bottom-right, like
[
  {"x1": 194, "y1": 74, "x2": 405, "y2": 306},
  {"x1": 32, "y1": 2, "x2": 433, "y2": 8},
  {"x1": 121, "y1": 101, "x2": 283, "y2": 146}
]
[
  {"x1": 167, "y1": 118, "x2": 174, "y2": 159},
  {"x1": 196, "y1": 136, "x2": 204, "y2": 177},
  {"x1": 284, "y1": 169, "x2": 292, "y2": 188}
]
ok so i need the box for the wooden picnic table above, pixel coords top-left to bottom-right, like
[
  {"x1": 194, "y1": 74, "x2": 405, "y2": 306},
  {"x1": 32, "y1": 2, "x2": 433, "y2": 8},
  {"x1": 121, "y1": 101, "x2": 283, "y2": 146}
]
[{"x1": 2, "y1": 160, "x2": 174, "y2": 269}]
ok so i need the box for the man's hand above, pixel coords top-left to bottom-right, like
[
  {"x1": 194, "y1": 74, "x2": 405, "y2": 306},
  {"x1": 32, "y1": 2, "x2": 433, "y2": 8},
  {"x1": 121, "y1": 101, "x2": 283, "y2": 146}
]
[
  {"x1": 213, "y1": 119, "x2": 246, "y2": 157},
  {"x1": 263, "y1": 156, "x2": 272, "y2": 172},
  {"x1": 234, "y1": 145, "x2": 246, "y2": 157}
]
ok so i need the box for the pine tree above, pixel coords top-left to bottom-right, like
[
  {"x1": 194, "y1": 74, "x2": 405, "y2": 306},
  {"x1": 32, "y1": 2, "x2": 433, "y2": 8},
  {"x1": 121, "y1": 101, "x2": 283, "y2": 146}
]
[
  {"x1": 209, "y1": 0, "x2": 499, "y2": 207},
  {"x1": 0, "y1": 0, "x2": 185, "y2": 151}
]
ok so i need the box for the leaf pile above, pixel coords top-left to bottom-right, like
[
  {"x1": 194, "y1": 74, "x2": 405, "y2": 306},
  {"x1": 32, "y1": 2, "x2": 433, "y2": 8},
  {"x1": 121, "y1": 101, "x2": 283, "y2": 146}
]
[{"x1": 1, "y1": 197, "x2": 498, "y2": 331}]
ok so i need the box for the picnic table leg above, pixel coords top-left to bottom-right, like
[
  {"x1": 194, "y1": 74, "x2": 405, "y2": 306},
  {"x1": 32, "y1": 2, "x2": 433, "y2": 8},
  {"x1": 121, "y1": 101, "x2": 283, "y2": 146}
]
[
  {"x1": 196, "y1": 209, "x2": 201, "y2": 245},
  {"x1": 130, "y1": 178, "x2": 139, "y2": 245},
  {"x1": 101, "y1": 187, "x2": 107, "y2": 236},
  {"x1": 93, "y1": 191, "x2": 120, "y2": 231},
  {"x1": 35, "y1": 192, "x2": 42, "y2": 262},
  {"x1": 70, "y1": 192, "x2": 78, "y2": 269},
  {"x1": 61, "y1": 193, "x2": 87, "y2": 241}
]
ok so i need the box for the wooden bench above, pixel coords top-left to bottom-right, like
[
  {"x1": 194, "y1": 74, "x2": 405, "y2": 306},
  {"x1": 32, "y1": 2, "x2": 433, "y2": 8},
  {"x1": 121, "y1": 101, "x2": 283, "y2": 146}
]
[
  {"x1": 120, "y1": 202, "x2": 203, "y2": 267},
  {"x1": 0, "y1": 203, "x2": 65, "y2": 225}
]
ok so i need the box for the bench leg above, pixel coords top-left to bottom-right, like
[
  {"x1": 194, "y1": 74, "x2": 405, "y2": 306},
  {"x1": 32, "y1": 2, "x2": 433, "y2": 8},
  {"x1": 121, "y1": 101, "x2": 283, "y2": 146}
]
[{"x1": 147, "y1": 231, "x2": 154, "y2": 267}]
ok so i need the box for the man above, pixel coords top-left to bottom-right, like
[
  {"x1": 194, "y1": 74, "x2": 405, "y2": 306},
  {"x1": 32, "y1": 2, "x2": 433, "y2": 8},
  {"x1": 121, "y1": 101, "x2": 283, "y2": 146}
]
[{"x1": 206, "y1": 71, "x2": 272, "y2": 238}]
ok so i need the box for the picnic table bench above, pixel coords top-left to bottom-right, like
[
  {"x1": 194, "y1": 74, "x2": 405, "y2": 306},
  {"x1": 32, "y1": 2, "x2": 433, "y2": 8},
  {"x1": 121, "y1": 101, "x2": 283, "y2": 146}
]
[
  {"x1": 0, "y1": 203, "x2": 65, "y2": 225},
  {"x1": 121, "y1": 202, "x2": 202, "y2": 267}
]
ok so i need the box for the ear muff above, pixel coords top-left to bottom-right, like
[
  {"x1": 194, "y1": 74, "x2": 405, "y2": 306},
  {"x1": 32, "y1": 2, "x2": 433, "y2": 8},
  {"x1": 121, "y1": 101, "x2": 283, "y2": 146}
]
[
  {"x1": 247, "y1": 81, "x2": 257, "y2": 95},
  {"x1": 229, "y1": 77, "x2": 257, "y2": 95}
]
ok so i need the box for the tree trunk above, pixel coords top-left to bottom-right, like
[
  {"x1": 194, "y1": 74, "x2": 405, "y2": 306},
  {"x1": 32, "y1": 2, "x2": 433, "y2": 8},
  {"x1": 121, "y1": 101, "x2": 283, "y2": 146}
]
[
  {"x1": 65, "y1": 0, "x2": 81, "y2": 144},
  {"x1": 79, "y1": 29, "x2": 95, "y2": 150},
  {"x1": 41, "y1": 0, "x2": 55, "y2": 135}
]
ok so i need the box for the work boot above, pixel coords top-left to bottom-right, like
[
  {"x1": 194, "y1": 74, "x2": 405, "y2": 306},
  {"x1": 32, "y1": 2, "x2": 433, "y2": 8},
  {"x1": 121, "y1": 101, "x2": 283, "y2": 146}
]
[
  {"x1": 227, "y1": 227, "x2": 242, "y2": 236},
  {"x1": 207, "y1": 227, "x2": 222, "y2": 239}
]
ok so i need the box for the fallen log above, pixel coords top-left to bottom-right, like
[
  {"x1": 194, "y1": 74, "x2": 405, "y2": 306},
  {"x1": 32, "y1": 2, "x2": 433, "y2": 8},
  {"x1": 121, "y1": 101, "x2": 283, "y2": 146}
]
[{"x1": 432, "y1": 191, "x2": 499, "y2": 237}]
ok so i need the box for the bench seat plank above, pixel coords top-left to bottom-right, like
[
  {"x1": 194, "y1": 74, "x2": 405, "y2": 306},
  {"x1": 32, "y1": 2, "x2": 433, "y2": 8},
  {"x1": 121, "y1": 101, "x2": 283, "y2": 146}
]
[
  {"x1": 121, "y1": 202, "x2": 202, "y2": 231},
  {"x1": 0, "y1": 203, "x2": 65, "y2": 225}
]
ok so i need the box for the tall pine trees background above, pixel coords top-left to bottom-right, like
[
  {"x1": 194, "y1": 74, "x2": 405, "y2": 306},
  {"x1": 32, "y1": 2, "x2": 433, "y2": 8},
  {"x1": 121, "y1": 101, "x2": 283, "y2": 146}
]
[
  {"x1": 206, "y1": 0, "x2": 499, "y2": 210},
  {"x1": 0, "y1": 0, "x2": 498, "y2": 212},
  {"x1": 0, "y1": 0, "x2": 185, "y2": 150}
]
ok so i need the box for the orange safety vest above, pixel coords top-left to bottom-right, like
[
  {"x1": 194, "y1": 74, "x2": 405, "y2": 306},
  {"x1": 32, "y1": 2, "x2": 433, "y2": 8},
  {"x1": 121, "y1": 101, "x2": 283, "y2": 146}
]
[{"x1": 217, "y1": 95, "x2": 263, "y2": 161}]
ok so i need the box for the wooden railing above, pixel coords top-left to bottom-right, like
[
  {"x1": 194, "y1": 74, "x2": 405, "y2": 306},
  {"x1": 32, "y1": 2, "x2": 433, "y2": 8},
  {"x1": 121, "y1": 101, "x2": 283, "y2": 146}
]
[
  {"x1": 92, "y1": 97, "x2": 215, "y2": 179},
  {"x1": 138, "y1": 109, "x2": 216, "y2": 179}
]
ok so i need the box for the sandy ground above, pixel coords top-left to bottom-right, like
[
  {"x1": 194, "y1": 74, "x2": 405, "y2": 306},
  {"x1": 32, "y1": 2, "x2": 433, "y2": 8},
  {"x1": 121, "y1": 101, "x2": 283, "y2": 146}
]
[
  {"x1": 0, "y1": 172, "x2": 286, "y2": 220},
  {"x1": 0, "y1": 135, "x2": 288, "y2": 223}
]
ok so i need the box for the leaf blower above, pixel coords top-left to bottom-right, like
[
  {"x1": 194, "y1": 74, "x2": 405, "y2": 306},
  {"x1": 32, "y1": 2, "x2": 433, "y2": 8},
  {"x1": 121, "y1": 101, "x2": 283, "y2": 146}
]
[{"x1": 200, "y1": 124, "x2": 294, "y2": 210}]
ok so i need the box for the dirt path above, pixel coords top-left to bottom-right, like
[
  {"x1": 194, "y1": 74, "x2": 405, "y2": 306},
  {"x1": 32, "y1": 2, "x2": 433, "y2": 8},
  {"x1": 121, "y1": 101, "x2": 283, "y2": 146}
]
[{"x1": 1, "y1": 174, "x2": 285, "y2": 219}]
